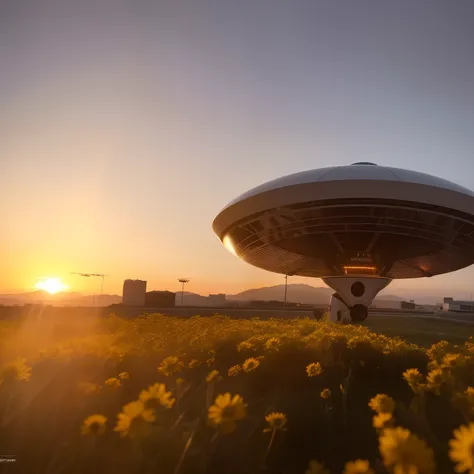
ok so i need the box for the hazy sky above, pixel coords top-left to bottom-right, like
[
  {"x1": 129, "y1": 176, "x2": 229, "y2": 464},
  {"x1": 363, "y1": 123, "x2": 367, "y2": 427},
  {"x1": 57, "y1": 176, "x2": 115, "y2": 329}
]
[{"x1": 2, "y1": 0, "x2": 474, "y2": 298}]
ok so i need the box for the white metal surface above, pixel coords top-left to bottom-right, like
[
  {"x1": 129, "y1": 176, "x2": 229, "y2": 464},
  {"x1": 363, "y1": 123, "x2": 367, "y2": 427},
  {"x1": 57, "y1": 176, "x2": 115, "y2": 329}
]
[
  {"x1": 214, "y1": 164, "x2": 474, "y2": 237},
  {"x1": 224, "y1": 163, "x2": 474, "y2": 207},
  {"x1": 328, "y1": 294, "x2": 351, "y2": 323},
  {"x1": 213, "y1": 163, "x2": 474, "y2": 281},
  {"x1": 323, "y1": 276, "x2": 392, "y2": 309}
]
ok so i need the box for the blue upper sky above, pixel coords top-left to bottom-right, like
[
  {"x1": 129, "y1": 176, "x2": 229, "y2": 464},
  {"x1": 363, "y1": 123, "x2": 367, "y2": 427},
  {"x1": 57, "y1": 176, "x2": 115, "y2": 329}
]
[{"x1": 1, "y1": 0, "x2": 474, "y2": 298}]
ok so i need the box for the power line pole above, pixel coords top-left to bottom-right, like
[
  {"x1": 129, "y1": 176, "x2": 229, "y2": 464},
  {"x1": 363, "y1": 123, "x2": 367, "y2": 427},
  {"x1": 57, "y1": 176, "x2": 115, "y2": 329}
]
[
  {"x1": 70, "y1": 272, "x2": 108, "y2": 307},
  {"x1": 178, "y1": 278, "x2": 190, "y2": 305},
  {"x1": 284, "y1": 274, "x2": 288, "y2": 308}
]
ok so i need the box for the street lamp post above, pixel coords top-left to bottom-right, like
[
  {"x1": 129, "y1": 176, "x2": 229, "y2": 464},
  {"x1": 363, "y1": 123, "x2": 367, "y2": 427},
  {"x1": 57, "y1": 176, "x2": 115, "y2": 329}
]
[
  {"x1": 284, "y1": 275, "x2": 288, "y2": 308},
  {"x1": 178, "y1": 278, "x2": 190, "y2": 306}
]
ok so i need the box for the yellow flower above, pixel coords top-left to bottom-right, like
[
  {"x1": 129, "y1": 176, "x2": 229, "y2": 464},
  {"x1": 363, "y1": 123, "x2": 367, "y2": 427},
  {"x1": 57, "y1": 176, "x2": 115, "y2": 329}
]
[
  {"x1": 305, "y1": 460, "x2": 330, "y2": 474},
  {"x1": 206, "y1": 370, "x2": 221, "y2": 383},
  {"x1": 228, "y1": 365, "x2": 242, "y2": 377},
  {"x1": 264, "y1": 412, "x2": 287, "y2": 432},
  {"x1": 265, "y1": 337, "x2": 281, "y2": 351},
  {"x1": 118, "y1": 372, "x2": 130, "y2": 380},
  {"x1": 320, "y1": 388, "x2": 331, "y2": 400},
  {"x1": 0, "y1": 358, "x2": 32, "y2": 383},
  {"x1": 306, "y1": 362, "x2": 322, "y2": 377},
  {"x1": 426, "y1": 368, "x2": 444, "y2": 392},
  {"x1": 379, "y1": 427, "x2": 435, "y2": 474},
  {"x1": 242, "y1": 357, "x2": 260, "y2": 373},
  {"x1": 402, "y1": 368, "x2": 425, "y2": 393},
  {"x1": 466, "y1": 387, "x2": 474, "y2": 412},
  {"x1": 443, "y1": 353, "x2": 463, "y2": 367},
  {"x1": 452, "y1": 387, "x2": 474, "y2": 417},
  {"x1": 114, "y1": 400, "x2": 156, "y2": 438},
  {"x1": 449, "y1": 423, "x2": 474, "y2": 474},
  {"x1": 369, "y1": 394, "x2": 395, "y2": 414},
  {"x1": 158, "y1": 356, "x2": 184, "y2": 376},
  {"x1": 81, "y1": 414, "x2": 107, "y2": 435},
  {"x1": 139, "y1": 383, "x2": 175, "y2": 409},
  {"x1": 208, "y1": 393, "x2": 246, "y2": 433},
  {"x1": 176, "y1": 378, "x2": 184, "y2": 386},
  {"x1": 105, "y1": 377, "x2": 121, "y2": 389},
  {"x1": 343, "y1": 459, "x2": 374, "y2": 474},
  {"x1": 237, "y1": 340, "x2": 254, "y2": 352},
  {"x1": 427, "y1": 340, "x2": 450, "y2": 363},
  {"x1": 373, "y1": 412, "x2": 393, "y2": 429},
  {"x1": 188, "y1": 359, "x2": 201, "y2": 369},
  {"x1": 77, "y1": 382, "x2": 101, "y2": 395}
]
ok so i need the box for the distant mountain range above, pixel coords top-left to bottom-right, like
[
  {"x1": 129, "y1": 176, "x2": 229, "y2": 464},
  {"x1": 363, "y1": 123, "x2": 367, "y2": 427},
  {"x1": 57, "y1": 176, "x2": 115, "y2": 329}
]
[
  {"x1": 0, "y1": 290, "x2": 121, "y2": 307},
  {"x1": 377, "y1": 294, "x2": 404, "y2": 301},
  {"x1": 0, "y1": 284, "x2": 444, "y2": 307},
  {"x1": 228, "y1": 284, "x2": 333, "y2": 304},
  {"x1": 228, "y1": 284, "x2": 403, "y2": 305},
  {"x1": 174, "y1": 284, "x2": 335, "y2": 306}
]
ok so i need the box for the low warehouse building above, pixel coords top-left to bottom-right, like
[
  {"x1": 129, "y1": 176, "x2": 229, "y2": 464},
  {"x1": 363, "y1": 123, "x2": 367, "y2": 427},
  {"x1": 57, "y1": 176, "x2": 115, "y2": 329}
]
[
  {"x1": 443, "y1": 297, "x2": 474, "y2": 312},
  {"x1": 145, "y1": 291, "x2": 176, "y2": 308}
]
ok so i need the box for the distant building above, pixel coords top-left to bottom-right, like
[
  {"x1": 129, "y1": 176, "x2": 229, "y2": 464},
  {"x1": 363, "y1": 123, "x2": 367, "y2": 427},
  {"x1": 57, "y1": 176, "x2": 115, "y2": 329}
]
[
  {"x1": 223, "y1": 300, "x2": 241, "y2": 308},
  {"x1": 122, "y1": 280, "x2": 147, "y2": 306},
  {"x1": 145, "y1": 291, "x2": 176, "y2": 308},
  {"x1": 443, "y1": 298, "x2": 474, "y2": 312},
  {"x1": 207, "y1": 293, "x2": 226, "y2": 306}
]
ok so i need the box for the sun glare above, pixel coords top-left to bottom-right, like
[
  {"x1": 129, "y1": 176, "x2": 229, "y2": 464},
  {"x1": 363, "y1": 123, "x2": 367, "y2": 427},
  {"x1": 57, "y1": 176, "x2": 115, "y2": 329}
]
[{"x1": 35, "y1": 278, "x2": 69, "y2": 294}]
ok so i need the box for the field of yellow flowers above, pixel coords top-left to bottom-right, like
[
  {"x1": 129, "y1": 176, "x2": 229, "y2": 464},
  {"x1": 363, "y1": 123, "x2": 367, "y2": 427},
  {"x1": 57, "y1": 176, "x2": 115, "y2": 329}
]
[{"x1": 0, "y1": 313, "x2": 473, "y2": 474}]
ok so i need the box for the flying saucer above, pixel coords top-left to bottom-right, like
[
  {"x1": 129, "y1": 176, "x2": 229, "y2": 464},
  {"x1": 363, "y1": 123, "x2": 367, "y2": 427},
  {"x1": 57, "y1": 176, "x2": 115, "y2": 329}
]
[{"x1": 213, "y1": 163, "x2": 474, "y2": 321}]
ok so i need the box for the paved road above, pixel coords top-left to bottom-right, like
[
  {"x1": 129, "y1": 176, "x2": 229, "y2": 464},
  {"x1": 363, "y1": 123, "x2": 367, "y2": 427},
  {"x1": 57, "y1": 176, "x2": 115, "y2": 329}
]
[
  {"x1": 373, "y1": 310, "x2": 474, "y2": 325},
  {"x1": 1, "y1": 305, "x2": 472, "y2": 325},
  {"x1": 106, "y1": 306, "x2": 474, "y2": 325},
  {"x1": 110, "y1": 306, "x2": 319, "y2": 320}
]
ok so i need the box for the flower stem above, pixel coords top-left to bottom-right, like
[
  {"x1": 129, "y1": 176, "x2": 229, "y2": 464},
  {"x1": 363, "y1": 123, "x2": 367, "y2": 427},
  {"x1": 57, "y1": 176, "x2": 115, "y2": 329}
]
[
  {"x1": 261, "y1": 429, "x2": 277, "y2": 469},
  {"x1": 174, "y1": 421, "x2": 198, "y2": 474}
]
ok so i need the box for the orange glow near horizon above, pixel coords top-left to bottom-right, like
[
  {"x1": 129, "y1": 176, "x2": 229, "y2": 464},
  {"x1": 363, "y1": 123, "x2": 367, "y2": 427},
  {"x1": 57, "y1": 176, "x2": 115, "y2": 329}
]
[{"x1": 35, "y1": 278, "x2": 69, "y2": 294}]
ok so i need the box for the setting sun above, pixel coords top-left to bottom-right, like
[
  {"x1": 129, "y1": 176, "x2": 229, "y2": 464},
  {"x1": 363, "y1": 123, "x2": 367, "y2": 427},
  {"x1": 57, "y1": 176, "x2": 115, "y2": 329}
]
[{"x1": 35, "y1": 278, "x2": 69, "y2": 295}]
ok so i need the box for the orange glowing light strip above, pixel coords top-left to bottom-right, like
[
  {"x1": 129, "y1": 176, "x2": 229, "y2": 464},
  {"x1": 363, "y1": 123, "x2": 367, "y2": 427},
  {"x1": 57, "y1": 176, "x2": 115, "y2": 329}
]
[{"x1": 343, "y1": 265, "x2": 377, "y2": 273}]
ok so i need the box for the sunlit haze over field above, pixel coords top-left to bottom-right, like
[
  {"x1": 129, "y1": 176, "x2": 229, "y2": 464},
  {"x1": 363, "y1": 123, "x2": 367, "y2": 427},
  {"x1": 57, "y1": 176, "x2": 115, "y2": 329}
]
[
  {"x1": 2, "y1": 1, "x2": 474, "y2": 299},
  {"x1": 2, "y1": 6, "x2": 474, "y2": 471}
]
